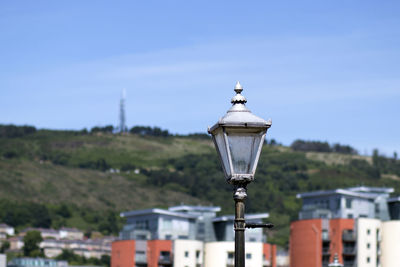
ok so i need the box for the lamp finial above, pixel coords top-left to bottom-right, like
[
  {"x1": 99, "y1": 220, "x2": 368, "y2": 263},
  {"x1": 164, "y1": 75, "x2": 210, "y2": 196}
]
[{"x1": 231, "y1": 81, "x2": 247, "y2": 105}]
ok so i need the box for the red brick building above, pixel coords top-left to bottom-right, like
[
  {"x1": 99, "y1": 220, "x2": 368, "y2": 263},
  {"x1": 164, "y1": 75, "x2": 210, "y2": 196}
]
[{"x1": 290, "y1": 218, "x2": 354, "y2": 267}]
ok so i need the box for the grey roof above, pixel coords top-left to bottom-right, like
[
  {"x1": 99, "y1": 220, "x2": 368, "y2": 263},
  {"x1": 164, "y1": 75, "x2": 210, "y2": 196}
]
[
  {"x1": 387, "y1": 196, "x2": 400, "y2": 202},
  {"x1": 213, "y1": 213, "x2": 269, "y2": 222},
  {"x1": 297, "y1": 186, "x2": 394, "y2": 200},
  {"x1": 60, "y1": 227, "x2": 82, "y2": 232},
  {"x1": 120, "y1": 208, "x2": 197, "y2": 219},
  {"x1": 168, "y1": 205, "x2": 221, "y2": 213},
  {"x1": 21, "y1": 227, "x2": 59, "y2": 234},
  {"x1": 347, "y1": 186, "x2": 394, "y2": 194}
]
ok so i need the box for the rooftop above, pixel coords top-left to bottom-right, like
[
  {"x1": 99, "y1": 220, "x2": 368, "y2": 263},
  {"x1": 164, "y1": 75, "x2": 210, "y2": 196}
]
[
  {"x1": 120, "y1": 208, "x2": 197, "y2": 219},
  {"x1": 213, "y1": 213, "x2": 269, "y2": 222},
  {"x1": 168, "y1": 205, "x2": 221, "y2": 213},
  {"x1": 297, "y1": 186, "x2": 394, "y2": 199}
]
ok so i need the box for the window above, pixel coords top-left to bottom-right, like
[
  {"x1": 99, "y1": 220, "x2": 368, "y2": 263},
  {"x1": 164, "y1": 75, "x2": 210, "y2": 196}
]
[
  {"x1": 163, "y1": 219, "x2": 172, "y2": 230},
  {"x1": 184, "y1": 251, "x2": 189, "y2": 258},
  {"x1": 136, "y1": 234, "x2": 146, "y2": 240},
  {"x1": 227, "y1": 252, "x2": 234, "y2": 259},
  {"x1": 367, "y1": 257, "x2": 370, "y2": 263},
  {"x1": 135, "y1": 220, "x2": 149, "y2": 230},
  {"x1": 346, "y1": 198, "x2": 352, "y2": 208},
  {"x1": 336, "y1": 198, "x2": 341, "y2": 209},
  {"x1": 375, "y1": 203, "x2": 380, "y2": 213},
  {"x1": 165, "y1": 235, "x2": 172, "y2": 240},
  {"x1": 246, "y1": 253, "x2": 252, "y2": 259},
  {"x1": 178, "y1": 235, "x2": 188, "y2": 239},
  {"x1": 367, "y1": 229, "x2": 371, "y2": 235},
  {"x1": 196, "y1": 250, "x2": 200, "y2": 259},
  {"x1": 347, "y1": 214, "x2": 353, "y2": 219},
  {"x1": 198, "y1": 222, "x2": 205, "y2": 234},
  {"x1": 367, "y1": 243, "x2": 370, "y2": 249},
  {"x1": 249, "y1": 237, "x2": 256, "y2": 242}
]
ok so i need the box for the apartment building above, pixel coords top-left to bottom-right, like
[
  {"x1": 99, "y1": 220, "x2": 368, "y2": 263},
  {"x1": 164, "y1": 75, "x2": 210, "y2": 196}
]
[
  {"x1": 290, "y1": 186, "x2": 400, "y2": 267},
  {"x1": 113, "y1": 205, "x2": 277, "y2": 267}
]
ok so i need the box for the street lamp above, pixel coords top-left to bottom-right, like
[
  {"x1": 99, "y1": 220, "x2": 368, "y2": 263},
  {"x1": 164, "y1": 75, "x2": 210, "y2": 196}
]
[{"x1": 208, "y1": 81, "x2": 273, "y2": 267}]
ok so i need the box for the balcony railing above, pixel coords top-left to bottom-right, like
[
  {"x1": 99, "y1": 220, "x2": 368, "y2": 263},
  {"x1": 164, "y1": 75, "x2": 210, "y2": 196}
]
[
  {"x1": 342, "y1": 231, "x2": 356, "y2": 241},
  {"x1": 135, "y1": 253, "x2": 147, "y2": 263},
  {"x1": 322, "y1": 247, "x2": 330, "y2": 255},
  {"x1": 322, "y1": 232, "x2": 330, "y2": 241},
  {"x1": 343, "y1": 261, "x2": 355, "y2": 267},
  {"x1": 342, "y1": 247, "x2": 356, "y2": 255},
  {"x1": 159, "y1": 255, "x2": 172, "y2": 265}
]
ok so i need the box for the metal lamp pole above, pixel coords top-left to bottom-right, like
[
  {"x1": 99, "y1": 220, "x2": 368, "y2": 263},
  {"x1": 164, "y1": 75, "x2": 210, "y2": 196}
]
[{"x1": 208, "y1": 82, "x2": 273, "y2": 267}]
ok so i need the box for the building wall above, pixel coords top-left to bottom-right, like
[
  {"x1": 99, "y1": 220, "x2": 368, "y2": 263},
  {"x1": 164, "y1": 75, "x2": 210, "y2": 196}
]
[
  {"x1": 204, "y1": 241, "x2": 263, "y2": 267},
  {"x1": 381, "y1": 221, "x2": 400, "y2": 267},
  {"x1": 0, "y1": 254, "x2": 5, "y2": 267},
  {"x1": 147, "y1": 240, "x2": 173, "y2": 267},
  {"x1": 111, "y1": 240, "x2": 135, "y2": 267},
  {"x1": 290, "y1": 219, "x2": 322, "y2": 267},
  {"x1": 329, "y1": 218, "x2": 354, "y2": 263},
  {"x1": 173, "y1": 240, "x2": 203, "y2": 267},
  {"x1": 356, "y1": 218, "x2": 381, "y2": 267},
  {"x1": 263, "y1": 243, "x2": 277, "y2": 267},
  {"x1": 157, "y1": 216, "x2": 194, "y2": 240}
]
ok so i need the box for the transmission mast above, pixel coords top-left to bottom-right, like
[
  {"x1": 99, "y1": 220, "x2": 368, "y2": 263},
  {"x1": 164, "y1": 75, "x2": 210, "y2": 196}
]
[{"x1": 119, "y1": 88, "x2": 127, "y2": 133}]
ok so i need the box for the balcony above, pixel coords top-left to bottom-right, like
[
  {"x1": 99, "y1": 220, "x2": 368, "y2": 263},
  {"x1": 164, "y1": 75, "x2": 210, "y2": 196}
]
[
  {"x1": 342, "y1": 247, "x2": 356, "y2": 255},
  {"x1": 342, "y1": 231, "x2": 356, "y2": 242},
  {"x1": 322, "y1": 231, "x2": 330, "y2": 242},
  {"x1": 322, "y1": 247, "x2": 330, "y2": 255},
  {"x1": 343, "y1": 261, "x2": 355, "y2": 267},
  {"x1": 135, "y1": 253, "x2": 147, "y2": 263},
  {"x1": 158, "y1": 255, "x2": 172, "y2": 265}
]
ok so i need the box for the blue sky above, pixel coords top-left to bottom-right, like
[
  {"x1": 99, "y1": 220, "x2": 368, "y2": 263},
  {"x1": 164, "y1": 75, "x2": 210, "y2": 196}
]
[{"x1": 1, "y1": 1, "x2": 399, "y2": 155}]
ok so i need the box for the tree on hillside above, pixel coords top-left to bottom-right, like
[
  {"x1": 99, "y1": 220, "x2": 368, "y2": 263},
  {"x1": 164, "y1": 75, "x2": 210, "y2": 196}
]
[
  {"x1": 0, "y1": 240, "x2": 10, "y2": 253},
  {"x1": 23, "y1": 231, "x2": 43, "y2": 257}
]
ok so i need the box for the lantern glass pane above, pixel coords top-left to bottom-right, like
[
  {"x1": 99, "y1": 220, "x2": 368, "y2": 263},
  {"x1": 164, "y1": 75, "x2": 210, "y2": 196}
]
[
  {"x1": 213, "y1": 129, "x2": 231, "y2": 177},
  {"x1": 227, "y1": 132, "x2": 262, "y2": 175}
]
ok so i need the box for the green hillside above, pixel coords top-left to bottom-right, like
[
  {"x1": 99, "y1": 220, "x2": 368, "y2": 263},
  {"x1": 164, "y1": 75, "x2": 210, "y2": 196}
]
[{"x1": 1, "y1": 125, "x2": 399, "y2": 247}]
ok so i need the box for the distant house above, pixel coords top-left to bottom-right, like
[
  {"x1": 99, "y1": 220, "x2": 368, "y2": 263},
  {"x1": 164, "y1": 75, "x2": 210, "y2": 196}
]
[
  {"x1": 8, "y1": 237, "x2": 24, "y2": 250},
  {"x1": 40, "y1": 237, "x2": 114, "y2": 259},
  {"x1": 19, "y1": 228, "x2": 60, "y2": 240},
  {"x1": 0, "y1": 254, "x2": 6, "y2": 267},
  {"x1": 59, "y1": 227, "x2": 84, "y2": 240},
  {"x1": 0, "y1": 224, "x2": 14, "y2": 236}
]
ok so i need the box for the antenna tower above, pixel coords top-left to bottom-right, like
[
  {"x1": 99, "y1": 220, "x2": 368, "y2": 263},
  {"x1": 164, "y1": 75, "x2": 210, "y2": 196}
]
[{"x1": 119, "y1": 89, "x2": 127, "y2": 133}]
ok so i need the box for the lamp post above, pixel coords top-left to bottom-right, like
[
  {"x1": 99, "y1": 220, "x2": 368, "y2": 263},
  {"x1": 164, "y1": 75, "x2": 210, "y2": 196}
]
[{"x1": 208, "y1": 82, "x2": 273, "y2": 267}]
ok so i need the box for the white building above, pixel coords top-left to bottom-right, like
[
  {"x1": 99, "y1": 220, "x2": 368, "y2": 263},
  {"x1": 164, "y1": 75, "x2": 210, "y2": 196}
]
[
  {"x1": 381, "y1": 220, "x2": 400, "y2": 267},
  {"x1": 356, "y1": 218, "x2": 382, "y2": 267},
  {"x1": 173, "y1": 240, "x2": 203, "y2": 267},
  {"x1": 0, "y1": 254, "x2": 6, "y2": 267},
  {"x1": 59, "y1": 227, "x2": 84, "y2": 240},
  {"x1": 0, "y1": 224, "x2": 14, "y2": 236},
  {"x1": 204, "y1": 242, "x2": 263, "y2": 267}
]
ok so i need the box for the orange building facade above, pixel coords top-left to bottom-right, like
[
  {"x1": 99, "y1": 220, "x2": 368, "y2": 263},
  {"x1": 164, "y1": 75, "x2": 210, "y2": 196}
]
[
  {"x1": 112, "y1": 239, "x2": 277, "y2": 267},
  {"x1": 290, "y1": 218, "x2": 355, "y2": 267},
  {"x1": 147, "y1": 240, "x2": 173, "y2": 267},
  {"x1": 112, "y1": 240, "x2": 173, "y2": 267},
  {"x1": 112, "y1": 240, "x2": 136, "y2": 267},
  {"x1": 263, "y1": 243, "x2": 277, "y2": 267}
]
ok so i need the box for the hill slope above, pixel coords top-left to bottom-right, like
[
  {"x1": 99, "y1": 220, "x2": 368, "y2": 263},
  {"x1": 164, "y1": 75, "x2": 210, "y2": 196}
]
[{"x1": 1, "y1": 127, "x2": 399, "y2": 246}]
